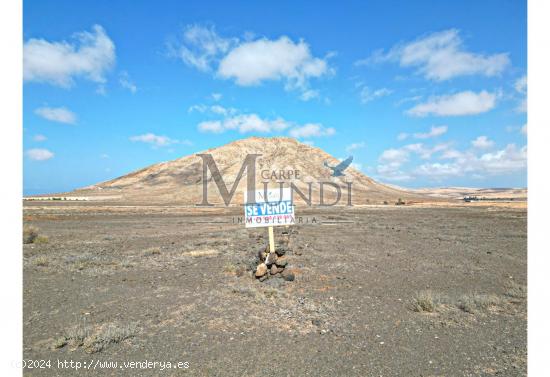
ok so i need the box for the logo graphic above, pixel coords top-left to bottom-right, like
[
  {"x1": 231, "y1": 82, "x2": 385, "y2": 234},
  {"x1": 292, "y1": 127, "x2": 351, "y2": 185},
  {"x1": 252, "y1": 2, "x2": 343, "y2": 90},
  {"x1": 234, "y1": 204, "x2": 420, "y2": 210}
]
[
  {"x1": 324, "y1": 156, "x2": 353, "y2": 176},
  {"x1": 196, "y1": 153, "x2": 353, "y2": 207}
]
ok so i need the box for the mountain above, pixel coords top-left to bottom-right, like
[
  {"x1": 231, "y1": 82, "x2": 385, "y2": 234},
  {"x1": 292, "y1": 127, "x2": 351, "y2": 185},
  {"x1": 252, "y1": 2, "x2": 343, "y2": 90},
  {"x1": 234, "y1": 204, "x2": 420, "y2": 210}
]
[
  {"x1": 411, "y1": 187, "x2": 527, "y2": 201},
  {"x1": 71, "y1": 137, "x2": 429, "y2": 205}
]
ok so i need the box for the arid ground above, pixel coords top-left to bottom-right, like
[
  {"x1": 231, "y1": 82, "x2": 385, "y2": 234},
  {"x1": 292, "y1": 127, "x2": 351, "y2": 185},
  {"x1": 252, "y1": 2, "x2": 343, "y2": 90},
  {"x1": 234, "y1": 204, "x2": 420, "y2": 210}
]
[{"x1": 23, "y1": 202, "x2": 527, "y2": 376}]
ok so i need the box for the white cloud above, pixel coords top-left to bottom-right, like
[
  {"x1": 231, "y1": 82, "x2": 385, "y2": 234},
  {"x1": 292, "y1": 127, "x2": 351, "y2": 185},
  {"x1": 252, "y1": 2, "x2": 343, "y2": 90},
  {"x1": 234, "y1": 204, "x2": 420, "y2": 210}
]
[
  {"x1": 413, "y1": 125, "x2": 448, "y2": 139},
  {"x1": 100, "y1": 153, "x2": 110, "y2": 159},
  {"x1": 515, "y1": 75, "x2": 527, "y2": 94},
  {"x1": 346, "y1": 142, "x2": 365, "y2": 153},
  {"x1": 471, "y1": 136, "x2": 494, "y2": 149},
  {"x1": 119, "y1": 71, "x2": 137, "y2": 93},
  {"x1": 197, "y1": 121, "x2": 224, "y2": 133},
  {"x1": 168, "y1": 24, "x2": 235, "y2": 72},
  {"x1": 194, "y1": 104, "x2": 333, "y2": 138},
  {"x1": 521, "y1": 124, "x2": 527, "y2": 135},
  {"x1": 188, "y1": 104, "x2": 237, "y2": 116},
  {"x1": 210, "y1": 105, "x2": 237, "y2": 116},
  {"x1": 359, "y1": 87, "x2": 392, "y2": 104},
  {"x1": 404, "y1": 142, "x2": 451, "y2": 159},
  {"x1": 350, "y1": 163, "x2": 362, "y2": 171},
  {"x1": 418, "y1": 145, "x2": 526, "y2": 179},
  {"x1": 198, "y1": 114, "x2": 291, "y2": 134},
  {"x1": 24, "y1": 25, "x2": 115, "y2": 87},
  {"x1": 218, "y1": 36, "x2": 330, "y2": 90},
  {"x1": 413, "y1": 144, "x2": 526, "y2": 179},
  {"x1": 300, "y1": 89, "x2": 320, "y2": 101},
  {"x1": 26, "y1": 148, "x2": 54, "y2": 161},
  {"x1": 130, "y1": 133, "x2": 190, "y2": 148},
  {"x1": 35, "y1": 106, "x2": 77, "y2": 124},
  {"x1": 377, "y1": 142, "x2": 527, "y2": 182},
  {"x1": 289, "y1": 123, "x2": 335, "y2": 138},
  {"x1": 33, "y1": 134, "x2": 47, "y2": 142},
  {"x1": 170, "y1": 25, "x2": 330, "y2": 98},
  {"x1": 376, "y1": 163, "x2": 412, "y2": 182},
  {"x1": 379, "y1": 148, "x2": 409, "y2": 164},
  {"x1": 514, "y1": 75, "x2": 527, "y2": 113},
  {"x1": 395, "y1": 95, "x2": 423, "y2": 107},
  {"x1": 211, "y1": 92, "x2": 223, "y2": 101},
  {"x1": 407, "y1": 90, "x2": 497, "y2": 117},
  {"x1": 397, "y1": 132, "x2": 409, "y2": 141},
  {"x1": 478, "y1": 144, "x2": 527, "y2": 174},
  {"x1": 96, "y1": 85, "x2": 107, "y2": 96},
  {"x1": 441, "y1": 149, "x2": 463, "y2": 159},
  {"x1": 376, "y1": 142, "x2": 453, "y2": 181},
  {"x1": 516, "y1": 99, "x2": 527, "y2": 113},
  {"x1": 188, "y1": 104, "x2": 207, "y2": 113},
  {"x1": 360, "y1": 29, "x2": 509, "y2": 81}
]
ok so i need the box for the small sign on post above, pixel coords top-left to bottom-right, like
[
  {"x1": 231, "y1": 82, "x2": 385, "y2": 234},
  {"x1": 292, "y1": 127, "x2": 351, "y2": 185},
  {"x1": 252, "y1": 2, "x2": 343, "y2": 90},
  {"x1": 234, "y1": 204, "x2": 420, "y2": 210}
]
[
  {"x1": 244, "y1": 188, "x2": 295, "y2": 229},
  {"x1": 244, "y1": 188, "x2": 295, "y2": 253}
]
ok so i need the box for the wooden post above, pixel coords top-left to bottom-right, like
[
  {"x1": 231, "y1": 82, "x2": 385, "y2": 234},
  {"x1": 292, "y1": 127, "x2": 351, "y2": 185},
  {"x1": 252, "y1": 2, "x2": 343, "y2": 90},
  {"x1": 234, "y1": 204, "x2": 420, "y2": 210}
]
[{"x1": 268, "y1": 226, "x2": 275, "y2": 253}]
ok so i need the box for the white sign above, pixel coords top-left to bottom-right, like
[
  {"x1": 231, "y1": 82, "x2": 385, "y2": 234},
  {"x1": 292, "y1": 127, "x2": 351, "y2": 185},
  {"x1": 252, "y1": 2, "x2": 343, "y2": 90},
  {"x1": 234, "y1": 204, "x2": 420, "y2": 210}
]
[{"x1": 244, "y1": 188, "x2": 295, "y2": 228}]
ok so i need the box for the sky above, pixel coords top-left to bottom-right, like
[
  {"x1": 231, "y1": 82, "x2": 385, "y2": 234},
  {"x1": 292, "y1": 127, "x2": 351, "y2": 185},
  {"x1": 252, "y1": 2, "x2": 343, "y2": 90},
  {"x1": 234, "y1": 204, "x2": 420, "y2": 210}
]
[{"x1": 23, "y1": 0, "x2": 527, "y2": 195}]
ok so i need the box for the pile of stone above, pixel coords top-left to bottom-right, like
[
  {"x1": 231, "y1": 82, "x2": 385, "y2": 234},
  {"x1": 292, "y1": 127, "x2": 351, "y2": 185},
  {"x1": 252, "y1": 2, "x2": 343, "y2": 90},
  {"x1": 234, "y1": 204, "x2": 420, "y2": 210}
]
[{"x1": 255, "y1": 246, "x2": 294, "y2": 282}]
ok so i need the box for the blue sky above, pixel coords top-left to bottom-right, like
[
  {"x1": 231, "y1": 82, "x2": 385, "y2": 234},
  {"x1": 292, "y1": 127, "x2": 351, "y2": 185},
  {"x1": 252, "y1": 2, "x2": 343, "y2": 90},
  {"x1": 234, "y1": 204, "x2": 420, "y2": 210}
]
[{"x1": 23, "y1": 0, "x2": 527, "y2": 195}]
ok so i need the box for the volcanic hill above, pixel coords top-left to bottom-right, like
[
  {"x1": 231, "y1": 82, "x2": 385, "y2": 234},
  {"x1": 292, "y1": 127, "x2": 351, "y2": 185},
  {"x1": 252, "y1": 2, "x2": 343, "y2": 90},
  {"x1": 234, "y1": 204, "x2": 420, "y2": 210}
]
[{"x1": 71, "y1": 137, "x2": 427, "y2": 205}]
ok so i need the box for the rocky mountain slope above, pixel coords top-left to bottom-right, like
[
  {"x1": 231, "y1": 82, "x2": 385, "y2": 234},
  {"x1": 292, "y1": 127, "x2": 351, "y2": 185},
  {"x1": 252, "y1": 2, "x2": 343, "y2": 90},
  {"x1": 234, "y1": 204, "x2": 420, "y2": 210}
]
[{"x1": 72, "y1": 137, "x2": 428, "y2": 205}]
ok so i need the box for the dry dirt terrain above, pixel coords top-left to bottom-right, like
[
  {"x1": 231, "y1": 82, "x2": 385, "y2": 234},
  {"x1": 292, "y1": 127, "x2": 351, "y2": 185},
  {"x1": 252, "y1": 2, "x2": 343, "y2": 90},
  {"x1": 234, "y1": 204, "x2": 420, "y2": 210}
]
[{"x1": 22, "y1": 202, "x2": 527, "y2": 376}]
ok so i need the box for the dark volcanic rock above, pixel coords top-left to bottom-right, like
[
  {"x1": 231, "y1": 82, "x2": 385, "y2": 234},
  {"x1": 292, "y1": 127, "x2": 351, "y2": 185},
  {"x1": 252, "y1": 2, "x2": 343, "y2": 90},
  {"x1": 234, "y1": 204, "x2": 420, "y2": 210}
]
[
  {"x1": 282, "y1": 271, "x2": 295, "y2": 281},
  {"x1": 265, "y1": 252, "x2": 278, "y2": 266}
]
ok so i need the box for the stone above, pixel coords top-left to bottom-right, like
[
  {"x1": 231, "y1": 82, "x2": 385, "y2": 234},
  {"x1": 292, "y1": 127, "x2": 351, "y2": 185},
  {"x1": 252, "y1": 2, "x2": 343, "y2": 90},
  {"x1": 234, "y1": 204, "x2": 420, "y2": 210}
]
[
  {"x1": 255, "y1": 263, "x2": 267, "y2": 278},
  {"x1": 265, "y1": 252, "x2": 278, "y2": 266},
  {"x1": 275, "y1": 257, "x2": 288, "y2": 267},
  {"x1": 270, "y1": 265, "x2": 283, "y2": 275},
  {"x1": 282, "y1": 271, "x2": 295, "y2": 282},
  {"x1": 275, "y1": 248, "x2": 287, "y2": 257},
  {"x1": 257, "y1": 248, "x2": 267, "y2": 262},
  {"x1": 259, "y1": 274, "x2": 268, "y2": 282}
]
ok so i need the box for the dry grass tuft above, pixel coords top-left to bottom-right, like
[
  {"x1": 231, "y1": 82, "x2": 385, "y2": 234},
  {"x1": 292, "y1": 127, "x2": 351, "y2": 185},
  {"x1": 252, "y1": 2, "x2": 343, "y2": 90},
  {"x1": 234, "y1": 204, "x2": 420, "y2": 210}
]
[
  {"x1": 23, "y1": 226, "x2": 39, "y2": 244},
  {"x1": 82, "y1": 322, "x2": 139, "y2": 354},
  {"x1": 505, "y1": 282, "x2": 527, "y2": 299},
  {"x1": 51, "y1": 337, "x2": 68, "y2": 349},
  {"x1": 143, "y1": 247, "x2": 161, "y2": 256},
  {"x1": 223, "y1": 263, "x2": 245, "y2": 276},
  {"x1": 457, "y1": 293, "x2": 501, "y2": 313},
  {"x1": 63, "y1": 321, "x2": 92, "y2": 348},
  {"x1": 33, "y1": 256, "x2": 49, "y2": 267},
  {"x1": 65, "y1": 254, "x2": 101, "y2": 271},
  {"x1": 411, "y1": 290, "x2": 439, "y2": 312},
  {"x1": 57, "y1": 321, "x2": 138, "y2": 353},
  {"x1": 185, "y1": 249, "x2": 219, "y2": 258},
  {"x1": 23, "y1": 226, "x2": 49, "y2": 244},
  {"x1": 34, "y1": 236, "x2": 49, "y2": 244}
]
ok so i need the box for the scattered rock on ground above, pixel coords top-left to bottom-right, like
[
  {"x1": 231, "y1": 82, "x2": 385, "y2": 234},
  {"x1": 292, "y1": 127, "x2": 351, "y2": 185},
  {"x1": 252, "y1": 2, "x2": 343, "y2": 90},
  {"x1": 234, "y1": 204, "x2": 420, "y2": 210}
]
[
  {"x1": 275, "y1": 248, "x2": 287, "y2": 257},
  {"x1": 282, "y1": 270, "x2": 295, "y2": 281},
  {"x1": 255, "y1": 263, "x2": 268, "y2": 278},
  {"x1": 275, "y1": 258, "x2": 288, "y2": 267},
  {"x1": 270, "y1": 265, "x2": 283, "y2": 275},
  {"x1": 265, "y1": 253, "x2": 278, "y2": 266}
]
